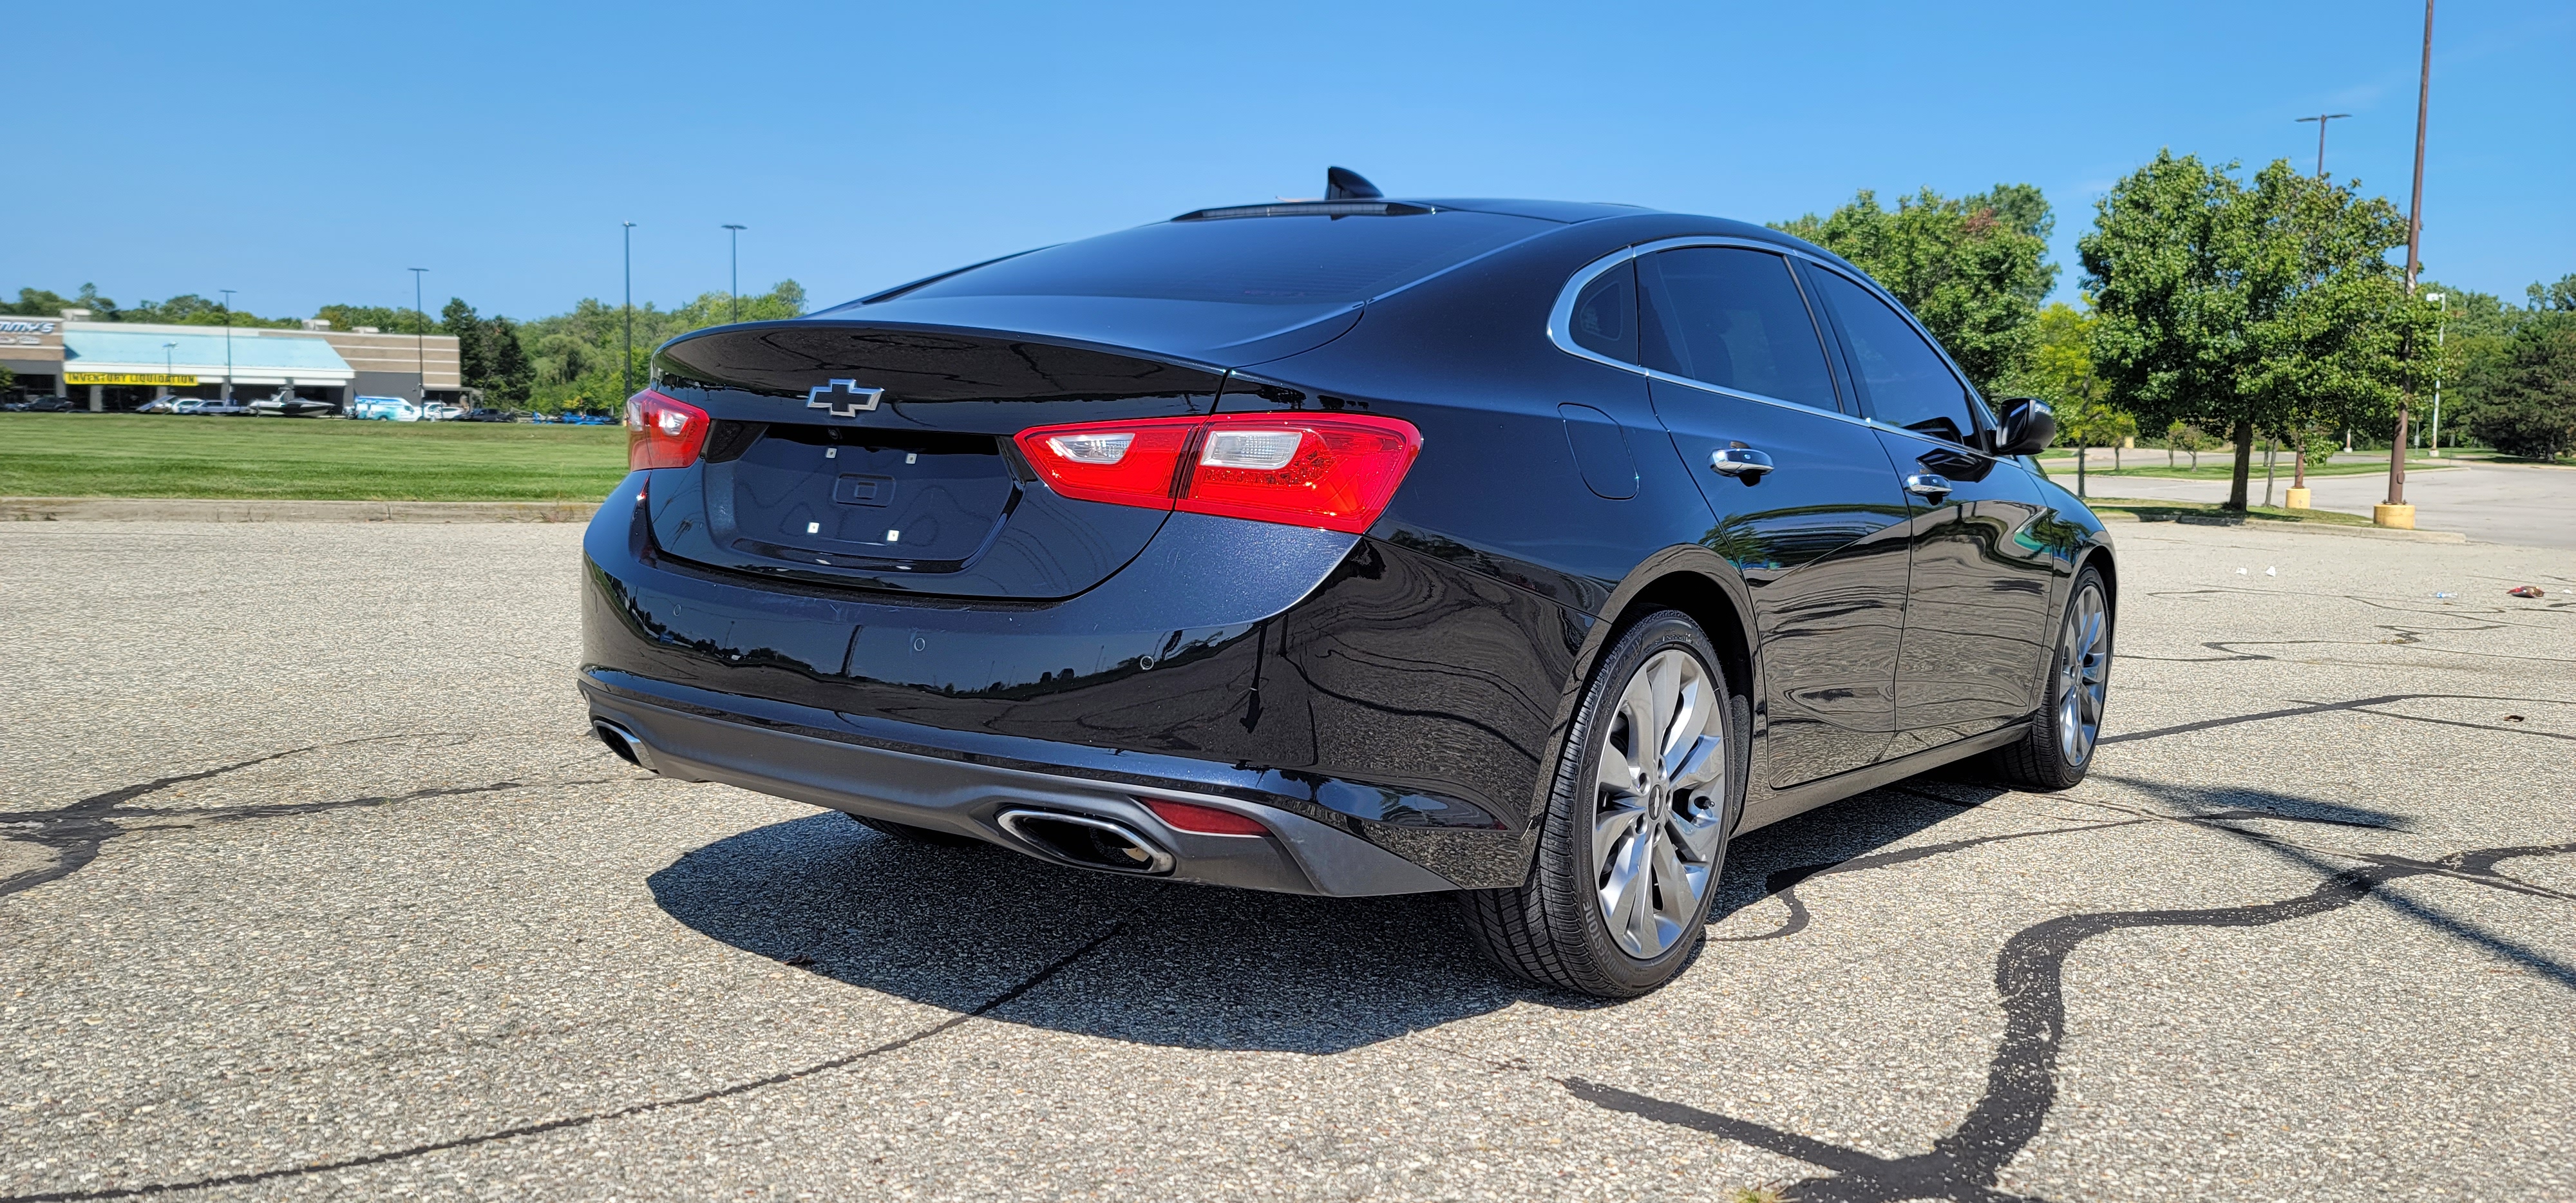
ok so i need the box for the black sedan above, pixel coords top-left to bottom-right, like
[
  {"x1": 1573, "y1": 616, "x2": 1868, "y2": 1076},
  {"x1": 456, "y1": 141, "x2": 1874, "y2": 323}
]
[{"x1": 579, "y1": 172, "x2": 2113, "y2": 996}]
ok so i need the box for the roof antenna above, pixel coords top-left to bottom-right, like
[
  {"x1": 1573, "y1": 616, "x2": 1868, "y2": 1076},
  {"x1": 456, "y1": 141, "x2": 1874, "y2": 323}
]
[{"x1": 1325, "y1": 167, "x2": 1383, "y2": 200}]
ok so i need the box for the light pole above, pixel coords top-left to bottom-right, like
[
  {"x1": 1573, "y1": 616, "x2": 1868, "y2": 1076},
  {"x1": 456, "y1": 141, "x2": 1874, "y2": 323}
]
[
  {"x1": 722, "y1": 223, "x2": 746, "y2": 323},
  {"x1": 409, "y1": 268, "x2": 429, "y2": 406},
  {"x1": 218, "y1": 289, "x2": 235, "y2": 403},
  {"x1": 162, "y1": 341, "x2": 176, "y2": 405},
  {"x1": 2295, "y1": 112, "x2": 2352, "y2": 178},
  {"x1": 622, "y1": 222, "x2": 638, "y2": 401},
  {"x1": 2427, "y1": 292, "x2": 2447, "y2": 456},
  {"x1": 2380, "y1": 0, "x2": 2434, "y2": 527}
]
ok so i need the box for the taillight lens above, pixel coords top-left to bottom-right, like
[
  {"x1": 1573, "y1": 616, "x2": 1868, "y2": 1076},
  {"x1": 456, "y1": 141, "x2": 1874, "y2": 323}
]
[
  {"x1": 626, "y1": 389, "x2": 710, "y2": 470},
  {"x1": 1013, "y1": 412, "x2": 1421, "y2": 534},
  {"x1": 1014, "y1": 419, "x2": 1195, "y2": 508}
]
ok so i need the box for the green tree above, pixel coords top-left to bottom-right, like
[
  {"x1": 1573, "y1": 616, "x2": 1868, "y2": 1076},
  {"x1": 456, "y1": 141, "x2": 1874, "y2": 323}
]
[
  {"x1": 2080, "y1": 152, "x2": 2422, "y2": 509},
  {"x1": 1774, "y1": 184, "x2": 2056, "y2": 393},
  {"x1": 442, "y1": 298, "x2": 492, "y2": 390},
  {"x1": 2014, "y1": 302, "x2": 2131, "y2": 492},
  {"x1": 1, "y1": 287, "x2": 80, "y2": 317},
  {"x1": 314, "y1": 303, "x2": 431, "y2": 334},
  {"x1": 2165, "y1": 421, "x2": 2217, "y2": 469},
  {"x1": 484, "y1": 316, "x2": 534, "y2": 404},
  {"x1": 2464, "y1": 319, "x2": 2576, "y2": 460},
  {"x1": 118, "y1": 294, "x2": 299, "y2": 328},
  {"x1": 2, "y1": 284, "x2": 124, "y2": 319},
  {"x1": 520, "y1": 279, "x2": 805, "y2": 412}
]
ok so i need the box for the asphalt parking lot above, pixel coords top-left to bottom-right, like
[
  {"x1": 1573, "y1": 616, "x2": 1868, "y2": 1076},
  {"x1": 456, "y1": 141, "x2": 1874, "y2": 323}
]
[{"x1": 5, "y1": 518, "x2": 2572, "y2": 1202}]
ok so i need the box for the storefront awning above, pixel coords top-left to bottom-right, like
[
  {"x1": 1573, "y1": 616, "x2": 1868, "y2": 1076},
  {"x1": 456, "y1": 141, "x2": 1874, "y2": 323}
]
[{"x1": 63, "y1": 327, "x2": 355, "y2": 386}]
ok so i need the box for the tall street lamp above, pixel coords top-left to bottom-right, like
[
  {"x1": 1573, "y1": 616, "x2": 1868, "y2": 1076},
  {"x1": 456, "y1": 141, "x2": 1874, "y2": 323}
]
[
  {"x1": 2295, "y1": 112, "x2": 2352, "y2": 178},
  {"x1": 2380, "y1": 0, "x2": 2435, "y2": 528},
  {"x1": 622, "y1": 222, "x2": 638, "y2": 401},
  {"x1": 410, "y1": 268, "x2": 430, "y2": 405},
  {"x1": 2427, "y1": 292, "x2": 2448, "y2": 457},
  {"x1": 162, "y1": 341, "x2": 176, "y2": 405},
  {"x1": 219, "y1": 289, "x2": 236, "y2": 403},
  {"x1": 723, "y1": 223, "x2": 746, "y2": 324}
]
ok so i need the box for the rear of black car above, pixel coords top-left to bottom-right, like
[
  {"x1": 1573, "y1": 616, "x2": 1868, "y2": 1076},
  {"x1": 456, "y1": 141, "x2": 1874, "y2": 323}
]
[{"x1": 578, "y1": 204, "x2": 1575, "y2": 896}]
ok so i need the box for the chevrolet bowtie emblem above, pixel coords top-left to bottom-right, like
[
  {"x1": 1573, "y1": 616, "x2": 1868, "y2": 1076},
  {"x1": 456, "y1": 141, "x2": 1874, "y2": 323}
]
[{"x1": 806, "y1": 379, "x2": 886, "y2": 417}]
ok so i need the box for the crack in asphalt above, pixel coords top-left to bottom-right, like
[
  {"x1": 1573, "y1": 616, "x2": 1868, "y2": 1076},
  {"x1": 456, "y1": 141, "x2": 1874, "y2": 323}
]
[
  {"x1": 2098, "y1": 692, "x2": 2574, "y2": 746},
  {"x1": 1712, "y1": 819, "x2": 2146, "y2": 943},
  {"x1": 1568, "y1": 819, "x2": 2576, "y2": 1202},
  {"x1": 0, "y1": 735, "x2": 618, "y2": 899},
  {"x1": 0, "y1": 897, "x2": 1160, "y2": 1203}
]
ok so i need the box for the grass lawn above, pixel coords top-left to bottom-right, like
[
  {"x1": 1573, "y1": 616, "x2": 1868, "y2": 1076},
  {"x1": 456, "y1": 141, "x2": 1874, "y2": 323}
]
[
  {"x1": 2077, "y1": 496, "x2": 2378, "y2": 527},
  {"x1": 2029, "y1": 455, "x2": 2452, "y2": 480},
  {"x1": 0, "y1": 413, "x2": 629, "y2": 501}
]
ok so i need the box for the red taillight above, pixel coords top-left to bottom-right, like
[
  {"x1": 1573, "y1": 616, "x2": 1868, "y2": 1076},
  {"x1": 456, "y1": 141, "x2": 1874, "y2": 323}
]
[
  {"x1": 1011, "y1": 419, "x2": 1195, "y2": 508},
  {"x1": 1012, "y1": 412, "x2": 1421, "y2": 534},
  {"x1": 626, "y1": 388, "x2": 710, "y2": 470},
  {"x1": 1144, "y1": 798, "x2": 1270, "y2": 837}
]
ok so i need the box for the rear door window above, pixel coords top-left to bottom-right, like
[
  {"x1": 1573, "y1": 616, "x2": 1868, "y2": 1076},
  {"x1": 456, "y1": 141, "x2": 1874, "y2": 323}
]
[
  {"x1": 1806, "y1": 269, "x2": 1979, "y2": 444},
  {"x1": 1636, "y1": 247, "x2": 1841, "y2": 412}
]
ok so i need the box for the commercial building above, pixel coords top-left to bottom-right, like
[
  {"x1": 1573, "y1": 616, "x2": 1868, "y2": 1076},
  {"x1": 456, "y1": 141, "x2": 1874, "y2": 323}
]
[{"x1": 0, "y1": 312, "x2": 463, "y2": 411}]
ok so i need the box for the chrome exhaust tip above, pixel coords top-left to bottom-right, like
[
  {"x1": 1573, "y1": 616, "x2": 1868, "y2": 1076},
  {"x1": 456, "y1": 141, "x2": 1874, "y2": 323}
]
[
  {"x1": 592, "y1": 719, "x2": 649, "y2": 770},
  {"x1": 994, "y1": 809, "x2": 1175, "y2": 875}
]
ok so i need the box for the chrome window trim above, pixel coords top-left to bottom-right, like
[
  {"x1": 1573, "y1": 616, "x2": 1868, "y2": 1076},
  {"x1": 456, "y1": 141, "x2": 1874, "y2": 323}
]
[{"x1": 1545, "y1": 235, "x2": 1999, "y2": 455}]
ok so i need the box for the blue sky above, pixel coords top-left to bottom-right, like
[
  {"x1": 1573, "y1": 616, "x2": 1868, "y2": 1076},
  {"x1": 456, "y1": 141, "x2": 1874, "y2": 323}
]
[{"x1": 5, "y1": 1, "x2": 2568, "y2": 321}]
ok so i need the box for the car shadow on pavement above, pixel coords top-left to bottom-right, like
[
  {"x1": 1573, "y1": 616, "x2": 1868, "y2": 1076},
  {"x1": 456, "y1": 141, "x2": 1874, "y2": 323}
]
[{"x1": 646, "y1": 781, "x2": 2016, "y2": 1055}]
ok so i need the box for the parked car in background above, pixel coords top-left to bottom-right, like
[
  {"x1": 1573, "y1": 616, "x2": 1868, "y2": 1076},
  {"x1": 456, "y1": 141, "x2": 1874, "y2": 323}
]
[
  {"x1": 422, "y1": 403, "x2": 465, "y2": 421},
  {"x1": 350, "y1": 397, "x2": 422, "y2": 422},
  {"x1": 20, "y1": 395, "x2": 79, "y2": 412},
  {"x1": 175, "y1": 398, "x2": 251, "y2": 417},
  {"x1": 580, "y1": 174, "x2": 2109, "y2": 998},
  {"x1": 136, "y1": 398, "x2": 180, "y2": 413},
  {"x1": 460, "y1": 408, "x2": 522, "y2": 422},
  {"x1": 249, "y1": 394, "x2": 336, "y2": 418}
]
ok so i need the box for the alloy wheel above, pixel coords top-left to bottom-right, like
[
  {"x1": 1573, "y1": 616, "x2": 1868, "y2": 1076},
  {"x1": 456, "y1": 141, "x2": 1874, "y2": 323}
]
[
  {"x1": 2056, "y1": 582, "x2": 2110, "y2": 765},
  {"x1": 1592, "y1": 648, "x2": 1728, "y2": 959}
]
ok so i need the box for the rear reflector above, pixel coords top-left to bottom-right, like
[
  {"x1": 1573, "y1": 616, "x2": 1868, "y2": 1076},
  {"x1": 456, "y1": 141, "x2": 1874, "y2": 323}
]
[
  {"x1": 1143, "y1": 798, "x2": 1270, "y2": 837},
  {"x1": 626, "y1": 389, "x2": 710, "y2": 470},
  {"x1": 1014, "y1": 412, "x2": 1420, "y2": 534}
]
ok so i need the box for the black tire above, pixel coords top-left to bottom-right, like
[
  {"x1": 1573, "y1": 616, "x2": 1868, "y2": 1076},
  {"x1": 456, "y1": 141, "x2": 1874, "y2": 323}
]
[
  {"x1": 1988, "y1": 564, "x2": 2112, "y2": 790},
  {"x1": 1459, "y1": 610, "x2": 1750, "y2": 998},
  {"x1": 843, "y1": 812, "x2": 983, "y2": 848}
]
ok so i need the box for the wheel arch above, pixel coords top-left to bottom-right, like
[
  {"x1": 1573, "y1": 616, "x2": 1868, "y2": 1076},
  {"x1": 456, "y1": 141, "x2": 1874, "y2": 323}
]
[
  {"x1": 1526, "y1": 546, "x2": 1761, "y2": 831},
  {"x1": 2076, "y1": 540, "x2": 2118, "y2": 616}
]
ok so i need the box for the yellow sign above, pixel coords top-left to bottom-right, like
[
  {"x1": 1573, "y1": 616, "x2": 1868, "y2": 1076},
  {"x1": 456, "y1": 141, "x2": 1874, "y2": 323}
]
[{"x1": 65, "y1": 373, "x2": 198, "y2": 386}]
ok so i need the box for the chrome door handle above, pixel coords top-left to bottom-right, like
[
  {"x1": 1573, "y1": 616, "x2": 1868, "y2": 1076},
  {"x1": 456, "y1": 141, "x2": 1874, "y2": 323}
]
[
  {"x1": 1904, "y1": 473, "x2": 1953, "y2": 500},
  {"x1": 1710, "y1": 447, "x2": 1775, "y2": 477}
]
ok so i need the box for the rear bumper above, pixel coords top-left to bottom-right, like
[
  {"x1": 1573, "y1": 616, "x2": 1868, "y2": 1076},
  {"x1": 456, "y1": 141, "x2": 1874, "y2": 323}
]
[
  {"x1": 582, "y1": 672, "x2": 1457, "y2": 896},
  {"x1": 581, "y1": 471, "x2": 1578, "y2": 891}
]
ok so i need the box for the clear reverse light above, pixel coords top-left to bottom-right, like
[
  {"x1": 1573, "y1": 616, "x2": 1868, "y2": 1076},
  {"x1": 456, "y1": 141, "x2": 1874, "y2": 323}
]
[
  {"x1": 1200, "y1": 429, "x2": 1303, "y2": 470},
  {"x1": 1046, "y1": 431, "x2": 1133, "y2": 464}
]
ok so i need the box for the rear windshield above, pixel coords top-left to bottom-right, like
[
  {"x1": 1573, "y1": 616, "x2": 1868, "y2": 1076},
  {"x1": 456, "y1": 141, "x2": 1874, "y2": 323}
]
[{"x1": 892, "y1": 211, "x2": 1553, "y2": 307}]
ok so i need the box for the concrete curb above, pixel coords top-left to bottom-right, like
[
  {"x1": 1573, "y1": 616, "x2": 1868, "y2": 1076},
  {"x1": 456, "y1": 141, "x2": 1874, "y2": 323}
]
[
  {"x1": 2095, "y1": 509, "x2": 2469, "y2": 543},
  {"x1": 1, "y1": 497, "x2": 600, "y2": 524}
]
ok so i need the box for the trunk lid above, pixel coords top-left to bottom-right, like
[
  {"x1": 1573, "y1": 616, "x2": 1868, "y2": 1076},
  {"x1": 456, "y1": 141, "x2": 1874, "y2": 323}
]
[{"x1": 645, "y1": 323, "x2": 1224, "y2": 600}]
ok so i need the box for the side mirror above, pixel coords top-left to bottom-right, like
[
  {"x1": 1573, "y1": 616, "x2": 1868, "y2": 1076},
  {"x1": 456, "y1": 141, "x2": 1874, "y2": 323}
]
[{"x1": 1991, "y1": 397, "x2": 2056, "y2": 457}]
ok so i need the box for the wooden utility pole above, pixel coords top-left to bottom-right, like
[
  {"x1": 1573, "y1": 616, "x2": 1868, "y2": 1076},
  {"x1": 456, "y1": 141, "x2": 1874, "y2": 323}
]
[{"x1": 2380, "y1": 0, "x2": 2434, "y2": 526}]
